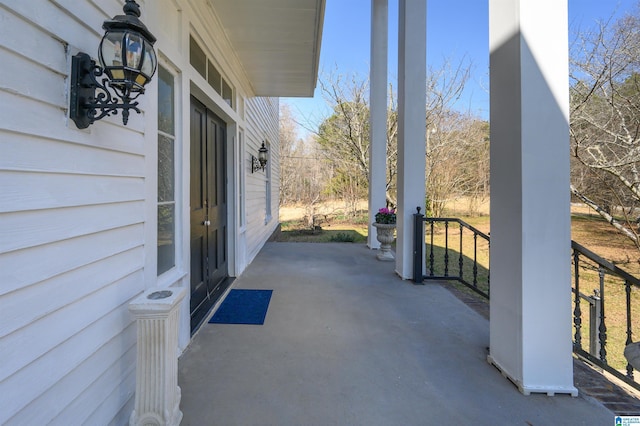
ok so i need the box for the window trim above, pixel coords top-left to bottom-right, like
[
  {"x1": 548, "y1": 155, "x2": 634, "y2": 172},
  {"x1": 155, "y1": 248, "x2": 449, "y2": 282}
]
[
  {"x1": 239, "y1": 129, "x2": 246, "y2": 229},
  {"x1": 189, "y1": 35, "x2": 235, "y2": 109},
  {"x1": 265, "y1": 140, "x2": 272, "y2": 224}
]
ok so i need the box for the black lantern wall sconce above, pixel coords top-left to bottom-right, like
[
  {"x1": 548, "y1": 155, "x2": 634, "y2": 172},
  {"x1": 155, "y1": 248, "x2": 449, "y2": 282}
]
[
  {"x1": 251, "y1": 142, "x2": 269, "y2": 173},
  {"x1": 69, "y1": 0, "x2": 157, "y2": 129}
]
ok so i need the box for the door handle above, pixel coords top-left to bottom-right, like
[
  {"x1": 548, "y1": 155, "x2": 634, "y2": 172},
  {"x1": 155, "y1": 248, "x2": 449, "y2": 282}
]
[{"x1": 203, "y1": 220, "x2": 211, "y2": 226}]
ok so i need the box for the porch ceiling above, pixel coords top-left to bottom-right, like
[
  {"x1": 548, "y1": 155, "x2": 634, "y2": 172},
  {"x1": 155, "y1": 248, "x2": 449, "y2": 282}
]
[{"x1": 211, "y1": 0, "x2": 325, "y2": 97}]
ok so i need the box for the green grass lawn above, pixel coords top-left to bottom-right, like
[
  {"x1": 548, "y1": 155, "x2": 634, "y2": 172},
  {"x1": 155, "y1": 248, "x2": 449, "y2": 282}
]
[{"x1": 279, "y1": 218, "x2": 368, "y2": 243}]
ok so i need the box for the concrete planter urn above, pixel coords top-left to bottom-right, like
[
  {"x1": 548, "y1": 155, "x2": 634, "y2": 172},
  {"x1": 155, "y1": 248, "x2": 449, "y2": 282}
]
[
  {"x1": 624, "y1": 341, "x2": 640, "y2": 370},
  {"x1": 373, "y1": 222, "x2": 396, "y2": 261}
]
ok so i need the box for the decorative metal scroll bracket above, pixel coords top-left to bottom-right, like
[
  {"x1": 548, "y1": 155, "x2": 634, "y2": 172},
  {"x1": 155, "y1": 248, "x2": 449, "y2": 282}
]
[
  {"x1": 251, "y1": 155, "x2": 264, "y2": 173},
  {"x1": 251, "y1": 141, "x2": 269, "y2": 173},
  {"x1": 69, "y1": 52, "x2": 141, "y2": 129}
]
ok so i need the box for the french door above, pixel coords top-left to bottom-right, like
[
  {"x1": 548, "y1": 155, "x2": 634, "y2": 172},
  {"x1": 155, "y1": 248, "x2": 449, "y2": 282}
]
[{"x1": 190, "y1": 97, "x2": 229, "y2": 331}]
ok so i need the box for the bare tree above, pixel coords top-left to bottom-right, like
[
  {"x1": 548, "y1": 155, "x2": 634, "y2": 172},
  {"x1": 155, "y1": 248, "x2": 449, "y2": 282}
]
[
  {"x1": 297, "y1": 136, "x2": 332, "y2": 230},
  {"x1": 425, "y1": 111, "x2": 489, "y2": 217},
  {"x1": 280, "y1": 104, "x2": 330, "y2": 224},
  {"x1": 316, "y1": 72, "x2": 371, "y2": 216},
  {"x1": 570, "y1": 4, "x2": 640, "y2": 249},
  {"x1": 316, "y1": 59, "x2": 480, "y2": 216},
  {"x1": 279, "y1": 104, "x2": 298, "y2": 206},
  {"x1": 421, "y1": 58, "x2": 490, "y2": 217}
]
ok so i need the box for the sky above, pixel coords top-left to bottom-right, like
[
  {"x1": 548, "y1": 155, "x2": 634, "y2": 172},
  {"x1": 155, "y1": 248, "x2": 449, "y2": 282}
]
[{"x1": 283, "y1": 0, "x2": 638, "y2": 138}]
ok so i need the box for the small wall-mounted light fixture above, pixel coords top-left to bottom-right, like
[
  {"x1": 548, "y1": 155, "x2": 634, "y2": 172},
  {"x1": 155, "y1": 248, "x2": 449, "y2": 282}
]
[
  {"x1": 69, "y1": 0, "x2": 157, "y2": 129},
  {"x1": 251, "y1": 142, "x2": 269, "y2": 173}
]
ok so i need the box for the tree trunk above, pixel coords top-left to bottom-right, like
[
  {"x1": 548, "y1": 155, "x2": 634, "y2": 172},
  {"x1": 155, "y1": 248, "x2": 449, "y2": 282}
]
[{"x1": 570, "y1": 184, "x2": 640, "y2": 249}]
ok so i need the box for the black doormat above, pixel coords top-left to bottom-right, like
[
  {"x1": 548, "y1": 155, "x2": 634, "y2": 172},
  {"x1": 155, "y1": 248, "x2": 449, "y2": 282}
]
[{"x1": 209, "y1": 289, "x2": 273, "y2": 325}]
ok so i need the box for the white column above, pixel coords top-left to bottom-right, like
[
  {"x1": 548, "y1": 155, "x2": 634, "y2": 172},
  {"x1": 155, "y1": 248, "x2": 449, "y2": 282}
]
[
  {"x1": 488, "y1": 0, "x2": 577, "y2": 396},
  {"x1": 129, "y1": 287, "x2": 187, "y2": 425},
  {"x1": 368, "y1": 0, "x2": 389, "y2": 250},
  {"x1": 395, "y1": 0, "x2": 426, "y2": 279}
]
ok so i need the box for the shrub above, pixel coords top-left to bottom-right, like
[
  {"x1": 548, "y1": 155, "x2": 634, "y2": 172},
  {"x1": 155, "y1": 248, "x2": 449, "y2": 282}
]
[{"x1": 329, "y1": 232, "x2": 356, "y2": 243}]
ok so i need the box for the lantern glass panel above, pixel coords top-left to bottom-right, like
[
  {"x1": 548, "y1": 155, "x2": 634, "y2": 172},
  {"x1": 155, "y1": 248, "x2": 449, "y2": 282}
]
[
  {"x1": 125, "y1": 33, "x2": 143, "y2": 70},
  {"x1": 141, "y1": 42, "x2": 156, "y2": 77},
  {"x1": 135, "y1": 74, "x2": 148, "y2": 87},
  {"x1": 99, "y1": 31, "x2": 126, "y2": 79}
]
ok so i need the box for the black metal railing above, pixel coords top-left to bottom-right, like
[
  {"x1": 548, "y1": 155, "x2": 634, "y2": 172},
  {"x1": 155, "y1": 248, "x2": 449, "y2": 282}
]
[
  {"x1": 413, "y1": 207, "x2": 490, "y2": 299},
  {"x1": 412, "y1": 207, "x2": 639, "y2": 391},
  {"x1": 571, "y1": 240, "x2": 639, "y2": 391}
]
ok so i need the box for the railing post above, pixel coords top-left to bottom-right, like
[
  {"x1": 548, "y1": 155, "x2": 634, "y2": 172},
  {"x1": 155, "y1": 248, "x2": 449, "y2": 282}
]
[
  {"x1": 413, "y1": 207, "x2": 424, "y2": 283},
  {"x1": 429, "y1": 220, "x2": 435, "y2": 277},
  {"x1": 588, "y1": 290, "x2": 602, "y2": 358},
  {"x1": 443, "y1": 220, "x2": 449, "y2": 277},
  {"x1": 598, "y1": 268, "x2": 608, "y2": 363},
  {"x1": 571, "y1": 240, "x2": 640, "y2": 392},
  {"x1": 625, "y1": 280, "x2": 635, "y2": 379},
  {"x1": 573, "y1": 248, "x2": 582, "y2": 350},
  {"x1": 458, "y1": 223, "x2": 464, "y2": 280}
]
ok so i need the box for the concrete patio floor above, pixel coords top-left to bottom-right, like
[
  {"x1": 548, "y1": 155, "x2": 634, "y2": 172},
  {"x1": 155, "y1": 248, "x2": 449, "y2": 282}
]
[{"x1": 178, "y1": 242, "x2": 615, "y2": 425}]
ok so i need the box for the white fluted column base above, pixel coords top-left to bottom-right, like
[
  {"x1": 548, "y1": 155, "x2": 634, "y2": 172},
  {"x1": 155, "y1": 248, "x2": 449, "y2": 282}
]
[{"x1": 129, "y1": 287, "x2": 186, "y2": 426}]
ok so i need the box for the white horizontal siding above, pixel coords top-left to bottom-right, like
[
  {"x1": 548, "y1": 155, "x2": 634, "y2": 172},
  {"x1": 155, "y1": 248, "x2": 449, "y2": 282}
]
[
  {"x1": 0, "y1": 223, "x2": 144, "y2": 295},
  {"x1": 0, "y1": 1, "x2": 148, "y2": 423},
  {"x1": 0, "y1": 269, "x2": 143, "y2": 383},
  {"x1": 1, "y1": 132, "x2": 145, "y2": 176},
  {"x1": 1, "y1": 0, "x2": 103, "y2": 53},
  {"x1": 88, "y1": 367, "x2": 137, "y2": 426},
  {"x1": 1, "y1": 201, "x2": 145, "y2": 253},
  {"x1": 0, "y1": 5, "x2": 68, "y2": 76},
  {"x1": 0, "y1": 93, "x2": 147, "y2": 155},
  {"x1": 0, "y1": 171, "x2": 144, "y2": 213},
  {"x1": 0, "y1": 294, "x2": 140, "y2": 424},
  {"x1": 49, "y1": 0, "x2": 111, "y2": 37},
  {"x1": 0, "y1": 246, "x2": 144, "y2": 338},
  {"x1": 53, "y1": 338, "x2": 136, "y2": 426},
  {"x1": 0, "y1": 45, "x2": 66, "y2": 108},
  {"x1": 5, "y1": 324, "x2": 136, "y2": 425},
  {"x1": 243, "y1": 96, "x2": 280, "y2": 263}
]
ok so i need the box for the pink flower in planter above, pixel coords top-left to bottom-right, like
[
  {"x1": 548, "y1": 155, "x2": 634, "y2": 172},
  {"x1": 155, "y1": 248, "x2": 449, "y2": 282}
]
[{"x1": 375, "y1": 207, "x2": 397, "y2": 224}]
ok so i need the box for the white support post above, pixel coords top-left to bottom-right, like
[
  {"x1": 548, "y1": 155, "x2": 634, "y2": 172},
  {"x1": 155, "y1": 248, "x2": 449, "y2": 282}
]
[
  {"x1": 395, "y1": 0, "x2": 426, "y2": 279},
  {"x1": 129, "y1": 287, "x2": 187, "y2": 425},
  {"x1": 488, "y1": 0, "x2": 577, "y2": 396},
  {"x1": 368, "y1": 0, "x2": 389, "y2": 250}
]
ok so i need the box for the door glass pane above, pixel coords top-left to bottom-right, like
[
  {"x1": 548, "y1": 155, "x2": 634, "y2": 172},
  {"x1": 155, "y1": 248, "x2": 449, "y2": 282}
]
[
  {"x1": 158, "y1": 134, "x2": 174, "y2": 202},
  {"x1": 158, "y1": 64, "x2": 177, "y2": 276},
  {"x1": 189, "y1": 36, "x2": 207, "y2": 79},
  {"x1": 158, "y1": 67, "x2": 174, "y2": 135},
  {"x1": 208, "y1": 60, "x2": 221, "y2": 94},
  {"x1": 222, "y1": 78, "x2": 233, "y2": 107},
  {"x1": 239, "y1": 131, "x2": 245, "y2": 227},
  {"x1": 158, "y1": 203, "x2": 175, "y2": 275}
]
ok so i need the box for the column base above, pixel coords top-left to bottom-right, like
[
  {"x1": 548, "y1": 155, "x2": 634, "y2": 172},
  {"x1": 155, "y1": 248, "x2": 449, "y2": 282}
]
[
  {"x1": 377, "y1": 249, "x2": 395, "y2": 261},
  {"x1": 487, "y1": 355, "x2": 578, "y2": 397},
  {"x1": 130, "y1": 400, "x2": 183, "y2": 426},
  {"x1": 129, "y1": 288, "x2": 186, "y2": 426}
]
